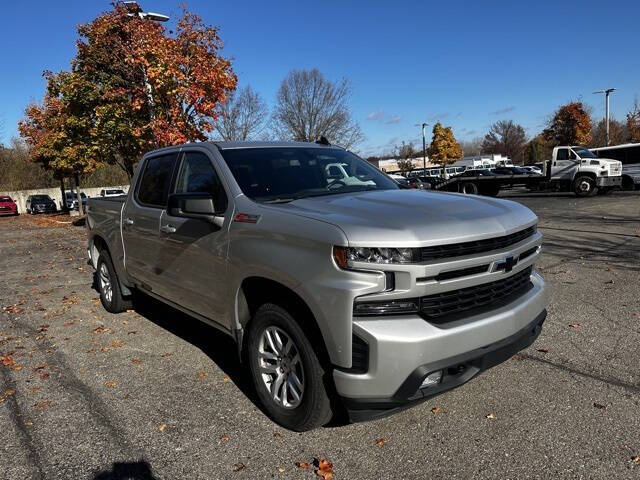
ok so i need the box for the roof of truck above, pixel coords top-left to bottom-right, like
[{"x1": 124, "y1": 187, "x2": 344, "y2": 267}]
[{"x1": 211, "y1": 141, "x2": 343, "y2": 150}]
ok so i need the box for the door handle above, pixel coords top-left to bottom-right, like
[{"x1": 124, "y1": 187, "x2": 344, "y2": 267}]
[
  {"x1": 123, "y1": 217, "x2": 134, "y2": 225},
  {"x1": 160, "y1": 224, "x2": 176, "y2": 234}
]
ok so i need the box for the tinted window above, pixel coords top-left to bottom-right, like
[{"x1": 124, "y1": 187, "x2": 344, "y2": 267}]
[
  {"x1": 556, "y1": 148, "x2": 569, "y2": 160},
  {"x1": 220, "y1": 147, "x2": 398, "y2": 203},
  {"x1": 137, "y1": 154, "x2": 177, "y2": 207},
  {"x1": 175, "y1": 151, "x2": 228, "y2": 212}
]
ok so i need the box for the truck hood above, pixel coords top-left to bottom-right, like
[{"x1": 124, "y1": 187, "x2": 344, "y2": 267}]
[{"x1": 268, "y1": 190, "x2": 537, "y2": 247}]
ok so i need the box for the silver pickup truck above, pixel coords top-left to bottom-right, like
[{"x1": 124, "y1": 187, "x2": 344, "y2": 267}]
[{"x1": 86, "y1": 141, "x2": 547, "y2": 431}]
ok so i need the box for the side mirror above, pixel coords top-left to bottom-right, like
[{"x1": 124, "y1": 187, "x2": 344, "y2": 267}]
[{"x1": 167, "y1": 193, "x2": 223, "y2": 226}]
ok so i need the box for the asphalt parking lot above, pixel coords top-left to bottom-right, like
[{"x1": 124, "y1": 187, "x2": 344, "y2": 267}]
[{"x1": 1, "y1": 191, "x2": 639, "y2": 480}]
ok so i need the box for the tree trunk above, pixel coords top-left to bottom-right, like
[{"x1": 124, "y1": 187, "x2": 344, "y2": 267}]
[
  {"x1": 59, "y1": 177, "x2": 67, "y2": 212},
  {"x1": 74, "y1": 173, "x2": 84, "y2": 216}
]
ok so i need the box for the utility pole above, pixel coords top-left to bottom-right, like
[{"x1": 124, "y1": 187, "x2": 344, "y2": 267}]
[
  {"x1": 415, "y1": 123, "x2": 429, "y2": 176},
  {"x1": 593, "y1": 88, "x2": 616, "y2": 146}
]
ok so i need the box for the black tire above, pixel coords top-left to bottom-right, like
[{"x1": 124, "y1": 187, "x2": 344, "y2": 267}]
[
  {"x1": 573, "y1": 175, "x2": 597, "y2": 197},
  {"x1": 460, "y1": 182, "x2": 478, "y2": 195},
  {"x1": 247, "y1": 303, "x2": 333, "y2": 431},
  {"x1": 96, "y1": 250, "x2": 132, "y2": 313}
]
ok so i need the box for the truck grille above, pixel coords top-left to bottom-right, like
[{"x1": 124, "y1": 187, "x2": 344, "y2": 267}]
[
  {"x1": 420, "y1": 266, "x2": 533, "y2": 322},
  {"x1": 419, "y1": 226, "x2": 536, "y2": 261}
]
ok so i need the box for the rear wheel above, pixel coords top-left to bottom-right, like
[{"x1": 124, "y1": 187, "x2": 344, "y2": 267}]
[
  {"x1": 573, "y1": 175, "x2": 597, "y2": 197},
  {"x1": 96, "y1": 250, "x2": 132, "y2": 313},
  {"x1": 460, "y1": 181, "x2": 478, "y2": 195},
  {"x1": 247, "y1": 303, "x2": 333, "y2": 431}
]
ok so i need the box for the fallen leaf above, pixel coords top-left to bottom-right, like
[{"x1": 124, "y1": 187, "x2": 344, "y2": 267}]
[
  {"x1": 233, "y1": 463, "x2": 247, "y2": 472},
  {"x1": 198, "y1": 371, "x2": 208, "y2": 379},
  {"x1": 296, "y1": 462, "x2": 310, "y2": 470},
  {"x1": 35, "y1": 400, "x2": 51, "y2": 410},
  {"x1": 0, "y1": 388, "x2": 15, "y2": 404},
  {"x1": 273, "y1": 431, "x2": 282, "y2": 438},
  {"x1": 37, "y1": 324, "x2": 49, "y2": 332},
  {"x1": 569, "y1": 323, "x2": 581, "y2": 330},
  {"x1": 127, "y1": 330, "x2": 137, "y2": 335},
  {"x1": 161, "y1": 352, "x2": 173, "y2": 358},
  {"x1": 61, "y1": 295, "x2": 78, "y2": 305},
  {"x1": 105, "y1": 380, "x2": 117, "y2": 388},
  {"x1": 131, "y1": 358, "x2": 142, "y2": 365},
  {"x1": 431, "y1": 406, "x2": 441, "y2": 414},
  {"x1": 486, "y1": 413, "x2": 496, "y2": 419},
  {"x1": 220, "y1": 434, "x2": 230, "y2": 442},
  {"x1": 111, "y1": 340, "x2": 124, "y2": 348},
  {"x1": 40, "y1": 373, "x2": 50, "y2": 379},
  {"x1": 375, "y1": 437, "x2": 387, "y2": 447},
  {"x1": 100, "y1": 347, "x2": 110, "y2": 353},
  {"x1": 223, "y1": 376, "x2": 231, "y2": 383},
  {"x1": 91, "y1": 298, "x2": 100, "y2": 305},
  {"x1": 633, "y1": 455, "x2": 640, "y2": 464},
  {"x1": 93, "y1": 325, "x2": 107, "y2": 334},
  {"x1": 29, "y1": 387, "x2": 40, "y2": 395},
  {"x1": 4, "y1": 305, "x2": 24, "y2": 314},
  {"x1": 157, "y1": 423, "x2": 167, "y2": 432},
  {"x1": 278, "y1": 467, "x2": 285, "y2": 473},
  {"x1": 0, "y1": 354, "x2": 16, "y2": 367},
  {"x1": 34, "y1": 364, "x2": 48, "y2": 371},
  {"x1": 536, "y1": 348, "x2": 549, "y2": 353},
  {"x1": 314, "y1": 458, "x2": 334, "y2": 480},
  {"x1": 593, "y1": 402, "x2": 606, "y2": 410},
  {"x1": 63, "y1": 321, "x2": 74, "y2": 327}
]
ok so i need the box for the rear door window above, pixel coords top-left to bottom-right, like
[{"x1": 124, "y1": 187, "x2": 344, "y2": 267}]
[{"x1": 137, "y1": 153, "x2": 178, "y2": 207}]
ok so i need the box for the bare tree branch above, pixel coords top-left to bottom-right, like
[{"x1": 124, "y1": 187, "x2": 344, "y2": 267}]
[
  {"x1": 272, "y1": 69, "x2": 365, "y2": 149},
  {"x1": 214, "y1": 86, "x2": 268, "y2": 141}
]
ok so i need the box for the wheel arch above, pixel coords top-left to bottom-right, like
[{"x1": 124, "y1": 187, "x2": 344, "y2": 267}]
[{"x1": 236, "y1": 276, "x2": 331, "y2": 367}]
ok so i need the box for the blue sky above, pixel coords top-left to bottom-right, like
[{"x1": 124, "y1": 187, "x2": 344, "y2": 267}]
[{"x1": 2, "y1": 0, "x2": 639, "y2": 156}]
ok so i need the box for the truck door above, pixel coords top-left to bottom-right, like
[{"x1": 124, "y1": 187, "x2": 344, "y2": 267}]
[
  {"x1": 154, "y1": 148, "x2": 231, "y2": 327},
  {"x1": 552, "y1": 148, "x2": 578, "y2": 180},
  {"x1": 121, "y1": 151, "x2": 179, "y2": 289}
]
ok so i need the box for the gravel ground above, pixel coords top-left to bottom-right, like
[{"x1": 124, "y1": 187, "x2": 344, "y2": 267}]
[{"x1": 1, "y1": 191, "x2": 639, "y2": 480}]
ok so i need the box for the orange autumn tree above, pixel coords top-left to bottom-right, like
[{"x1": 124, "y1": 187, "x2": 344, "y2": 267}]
[
  {"x1": 22, "y1": 4, "x2": 237, "y2": 180},
  {"x1": 543, "y1": 102, "x2": 592, "y2": 146}
]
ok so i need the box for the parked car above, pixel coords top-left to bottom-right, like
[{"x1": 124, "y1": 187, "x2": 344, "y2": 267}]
[
  {"x1": 521, "y1": 166, "x2": 543, "y2": 175},
  {"x1": 0, "y1": 195, "x2": 18, "y2": 216},
  {"x1": 100, "y1": 189, "x2": 126, "y2": 197},
  {"x1": 456, "y1": 169, "x2": 497, "y2": 177},
  {"x1": 26, "y1": 194, "x2": 57, "y2": 214},
  {"x1": 64, "y1": 191, "x2": 88, "y2": 210},
  {"x1": 493, "y1": 166, "x2": 535, "y2": 175},
  {"x1": 407, "y1": 177, "x2": 426, "y2": 189},
  {"x1": 389, "y1": 174, "x2": 409, "y2": 187},
  {"x1": 87, "y1": 141, "x2": 547, "y2": 431}
]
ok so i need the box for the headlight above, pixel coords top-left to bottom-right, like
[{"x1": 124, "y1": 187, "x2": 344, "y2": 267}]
[{"x1": 333, "y1": 246, "x2": 417, "y2": 268}]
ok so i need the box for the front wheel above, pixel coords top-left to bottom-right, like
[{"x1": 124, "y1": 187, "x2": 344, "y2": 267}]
[
  {"x1": 247, "y1": 304, "x2": 333, "y2": 431},
  {"x1": 573, "y1": 175, "x2": 597, "y2": 197}
]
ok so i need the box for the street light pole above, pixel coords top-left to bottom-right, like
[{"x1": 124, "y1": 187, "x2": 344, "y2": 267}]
[
  {"x1": 415, "y1": 123, "x2": 429, "y2": 176},
  {"x1": 593, "y1": 88, "x2": 616, "y2": 146},
  {"x1": 123, "y1": 2, "x2": 169, "y2": 145}
]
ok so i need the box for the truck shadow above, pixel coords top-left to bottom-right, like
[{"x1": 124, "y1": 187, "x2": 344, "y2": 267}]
[
  {"x1": 92, "y1": 461, "x2": 157, "y2": 480},
  {"x1": 129, "y1": 292, "x2": 261, "y2": 408}
]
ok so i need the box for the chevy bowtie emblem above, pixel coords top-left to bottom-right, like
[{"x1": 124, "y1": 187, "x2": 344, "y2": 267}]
[{"x1": 496, "y1": 256, "x2": 517, "y2": 273}]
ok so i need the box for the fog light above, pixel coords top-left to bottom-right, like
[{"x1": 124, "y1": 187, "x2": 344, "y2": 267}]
[{"x1": 420, "y1": 370, "x2": 443, "y2": 388}]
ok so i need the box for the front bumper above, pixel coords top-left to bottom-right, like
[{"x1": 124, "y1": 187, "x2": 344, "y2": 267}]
[
  {"x1": 333, "y1": 271, "x2": 547, "y2": 420},
  {"x1": 597, "y1": 176, "x2": 622, "y2": 187}
]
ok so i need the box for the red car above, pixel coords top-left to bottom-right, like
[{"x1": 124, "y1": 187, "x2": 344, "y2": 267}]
[{"x1": 0, "y1": 195, "x2": 18, "y2": 216}]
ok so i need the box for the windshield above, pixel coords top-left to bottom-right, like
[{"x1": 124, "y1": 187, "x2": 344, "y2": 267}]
[
  {"x1": 220, "y1": 147, "x2": 398, "y2": 202},
  {"x1": 0, "y1": 196, "x2": 12, "y2": 202},
  {"x1": 107, "y1": 190, "x2": 124, "y2": 195},
  {"x1": 572, "y1": 147, "x2": 597, "y2": 159},
  {"x1": 33, "y1": 195, "x2": 51, "y2": 201}
]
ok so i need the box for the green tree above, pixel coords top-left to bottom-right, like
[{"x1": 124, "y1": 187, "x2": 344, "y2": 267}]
[{"x1": 427, "y1": 123, "x2": 462, "y2": 176}]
